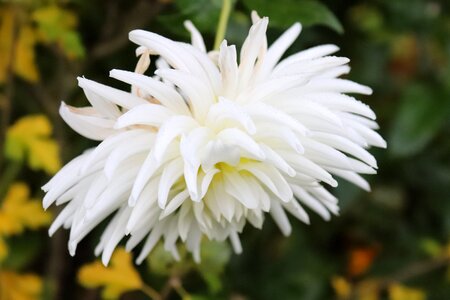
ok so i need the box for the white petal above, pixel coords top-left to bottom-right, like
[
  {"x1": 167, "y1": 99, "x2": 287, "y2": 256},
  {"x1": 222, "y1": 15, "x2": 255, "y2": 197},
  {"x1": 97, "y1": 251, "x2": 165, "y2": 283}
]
[
  {"x1": 217, "y1": 128, "x2": 265, "y2": 160},
  {"x1": 101, "y1": 207, "x2": 132, "y2": 265},
  {"x1": 78, "y1": 77, "x2": 146, "y2": 110},
  {"x1": 129, "y1": 30, "x2": 197, "y2": 74},
  {"x1": 239, "y1": 75, "x2": 309, "y2": 103},
  {"x1": 218, "y1": 41, "x2": 239, "y2": 98},
  {"x1": 307, "y1": 93, "x2": 376, "y2": 120},
  {"x1": 281, "y1": 199, "x2": 310, "y2": 224},
  {"x1": 247, "y1": 103, "x2": 308, "y2": 135},
  {"x1": 259, "y1": 144, "x2": 296, "y2": 177},
  {"x1": 80, "y1": 130, "x2": 146, "y2": 174},
  {"x1": 303, "y1": 78, "x2": 373, "y2": 95},
  {"x1": 238, "y1": 18, "x2": 269, "y2": 89},
  {"x1": 184, "y1": 20, "x2": 206, "y2": 52},
  {"x1": 223, "y1": 171, "x2": 259, "y2": 209},
  {"x1": 160, "y1": 190, "x2": 190, "y2": 218},
  {"x1": 155, "y1": 69, "x2": 215, "y2": 121},
  {"x1": 205, "y1": 97, "x2": 256, "y2": 134},
  {"x1": 238, "y1": 162, "x2": 293, "y2": 202},
  {"x1": 158, "y1": 158, "x2": 184, "y2": 208},
  {"x1": 273, "y1": 56, "x2": 349, "y2": 77},
  {"x1": 114, "y1": 103, "x2": 174, "y2": 128},
  {"x1": 110, "y1": 69, "x2": 191, "y2": 115},
  {"x1": 153, "y1": 115, "x2": 198, "y2": 161},
  {"x1": 59, "y1": 103, "x2": 116, "y2": 141},
  {"x1": 229, "y1": 231, "x2": 243, "y2": 254},
  {"x1": 130, "y1": 142, "x2": 179, "y2": 204},
  {"x1": 291, "y1": 185, "x2": 331, "y2": 221},
  {"x1": 276, "y1": 44, "x2": 340, "y2": 71},
  {"x1": 258, "y1": 23, "x2": 302, "y2": 79},
  {"x1": 103, "y1": 135, "x2": 153, "y2": 179},
  {"x1": 136, "y1": 224, "x2": 164, "y2": 264},
  {"x1": 180, "y1": 127, "x2": 212, "y2": 199},
  {"x1": 326, "y1": 167, "x2": 371, "y2": 191},
  {"x1": 312, "y1": 132, "x2": 378, "y2": 168},
  {"x1": 279, "y1": 150, "x2": 338, "y2": 187},
  {"x1": 202, "y1": 139, "x2": 241, "y2": 171},
  {"x1": 269, "y1": 199, "x2": 292, "y2": 236}
]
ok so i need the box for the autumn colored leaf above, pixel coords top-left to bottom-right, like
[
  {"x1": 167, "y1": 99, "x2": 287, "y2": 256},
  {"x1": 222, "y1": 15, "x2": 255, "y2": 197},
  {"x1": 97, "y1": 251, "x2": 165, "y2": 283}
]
[
  {"x1": 0, "y1": 236, "x2": 7, "y2": 262},
  {"x1": 331, "y1": 276, "x2": 352, "y2": 299},
  {"x1": 0, "y1": 182, "x2": 52, "y2": 236},
  {"x1": 78, "y1": 248, "x2": 143, "y2": 299},
  {"x1": 32, "y1": 5, "x2": 85, "y2": 59},
  {"x1": 0, "y1": 6, "x2": 40, "y2": 83},
  {"x1": 5, "y1": 115, "x2": 61, "y2": 174},
  {"x1": 388, "y1": 284, "x2": 426, "y2": 300},
  {"x1": 0, "y1": 6, "x2": 15, "y2": 83},
  {"x1": 0, "y1": 271, "x2": 43, "y2": 300},
  {"x1": 13, "y1": 25, "x2": 39, "y2": 82},
  {"x1": 348, "y1": 246, "x2": 379, "y2": 277},
  {"x1": 355, "y1": 279, "x2": 380, "y2": 300}
]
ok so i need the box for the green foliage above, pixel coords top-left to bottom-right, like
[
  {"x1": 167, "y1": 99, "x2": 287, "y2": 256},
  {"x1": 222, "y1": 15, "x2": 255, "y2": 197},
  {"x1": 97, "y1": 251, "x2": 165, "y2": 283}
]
[
  {"x1": 32, "y1": 5, "x2": 85, "y2": 59},
  {"x1": 147, "y1": 240, "x2": 231, "y2": 294},
  {"x1": 242, "y1": 0, "x2": 343, "y2": 33},
  {"x1": 1, "y1": 0, "x2": 449, "y2": 299},
  {"x1": 389, "y1": 84, "x2": 450, "y2": 157},
  {"x1": 176, "y1": 0, "x2": 224, "y2": 32}
]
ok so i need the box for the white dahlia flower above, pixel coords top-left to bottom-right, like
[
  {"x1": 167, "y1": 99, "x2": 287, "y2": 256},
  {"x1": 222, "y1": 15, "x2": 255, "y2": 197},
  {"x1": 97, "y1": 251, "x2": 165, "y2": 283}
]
[{"x1": 42, "y1": 13, "x2": 386, "y2": 265}]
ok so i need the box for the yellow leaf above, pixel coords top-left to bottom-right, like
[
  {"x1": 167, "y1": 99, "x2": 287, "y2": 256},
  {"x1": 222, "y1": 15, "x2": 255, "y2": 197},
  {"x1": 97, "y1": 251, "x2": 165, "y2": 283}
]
[
  {"x1": 0, "y1": 236, "x2": 8, "y2": 262},
  {"x1": 331, "y1": 276, "x2": 352, "y2": 299},
  {"x1": 13, "y1": 25, "x2": 39, "y2": 82},
  {"x1": 5, "y1": 115, "x2": 61, "y2": 174},
  {"x1": 28, "y1": 138, "x2": 60, "y2": 175},
  {"x1": 78, "y1": 248, "x2": 143, "y2": 299},
  {"x1": 0, "y1": 6, "x2": 15, "y2": 83},
  {"x1": 0, "y1": 6, "x2": 39, "y2": 83},
  {"x1": 0, "y1": 182, "x2": 52, "y2": 236},
  {"x1": 32, "y1": 5, "x2": 85, "y2": 59},
  {"x1": 355, "y1": 279, "x2": 380, "y2": 300},
  {"x1": 388, "y1": 284, "x2": 426, "y2": 300},
  {"x1": 0, "y1": 271, "x2": 43, "y2": 300}
]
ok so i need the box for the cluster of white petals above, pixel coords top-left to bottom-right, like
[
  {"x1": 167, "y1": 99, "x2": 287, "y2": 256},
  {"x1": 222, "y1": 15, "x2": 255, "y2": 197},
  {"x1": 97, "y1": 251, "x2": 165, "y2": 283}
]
[{"x1": 43, "y1": 13, "x2": 386, "y2": 265}]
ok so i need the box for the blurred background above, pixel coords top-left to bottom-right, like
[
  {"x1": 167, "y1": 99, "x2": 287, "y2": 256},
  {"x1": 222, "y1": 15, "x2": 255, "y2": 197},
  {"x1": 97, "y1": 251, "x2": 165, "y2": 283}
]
[{"x1": 0, "y1": 0, "x2": 449, "y2": 299}]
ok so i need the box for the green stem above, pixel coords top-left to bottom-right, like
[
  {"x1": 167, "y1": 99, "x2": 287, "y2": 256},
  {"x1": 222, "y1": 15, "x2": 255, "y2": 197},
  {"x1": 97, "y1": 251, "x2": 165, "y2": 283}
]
[
  {"x1": 213, "y1": 0, "x2": 232, "y2": 50},
  {"x1": 141, "y1": 283, "x2": 162, "y2": 300}
]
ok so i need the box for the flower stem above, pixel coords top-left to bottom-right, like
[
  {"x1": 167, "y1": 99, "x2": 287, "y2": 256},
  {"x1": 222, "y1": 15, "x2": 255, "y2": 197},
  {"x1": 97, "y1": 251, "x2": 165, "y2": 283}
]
[
  {"x1": 141, "y1": 283, "x2": 162, "y2": 300},
  {"x1": 214, "y1": 0, "x2": 233, "y2": 50}
]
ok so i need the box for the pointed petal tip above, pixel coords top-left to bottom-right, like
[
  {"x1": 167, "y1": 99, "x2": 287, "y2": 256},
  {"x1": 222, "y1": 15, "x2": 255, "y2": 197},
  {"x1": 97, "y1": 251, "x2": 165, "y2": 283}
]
[
  {"x1": 128, "y1": 196, "x2": 137, "y2": 207},
  {"x1": 128, "y1": 29, "x2": 145, "y2": 39},
  {"x1": 68, "y1": 241, "x2": 77, "y2": 256},
  {"x1": 287, "y1": 167, "x2": 297, "y2": 177},
  {"x1": 183, "y1": 20, "x2": 193, "y2": 27},
  {"x1": 303, "y1": 215, "x2": 311, "y2": 225},
  {"x1": 328, "y1": 177, "x2": 339, "y2": 188},
  {"x1": 101, "y1": 257, "x2": 109, "y2": 267}
]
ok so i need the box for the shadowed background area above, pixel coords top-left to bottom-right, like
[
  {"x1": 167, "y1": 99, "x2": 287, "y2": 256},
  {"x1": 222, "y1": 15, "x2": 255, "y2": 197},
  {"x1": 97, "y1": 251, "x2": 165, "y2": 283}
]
[{"x1": 0, "y1": 0, "x2": 449, "y2": 299}]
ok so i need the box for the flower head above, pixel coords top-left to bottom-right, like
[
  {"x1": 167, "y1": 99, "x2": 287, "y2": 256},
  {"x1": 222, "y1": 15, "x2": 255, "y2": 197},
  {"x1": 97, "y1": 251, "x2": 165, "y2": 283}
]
[{"x1": 43, "y1": 13, "x2": 386, "y2": 265}]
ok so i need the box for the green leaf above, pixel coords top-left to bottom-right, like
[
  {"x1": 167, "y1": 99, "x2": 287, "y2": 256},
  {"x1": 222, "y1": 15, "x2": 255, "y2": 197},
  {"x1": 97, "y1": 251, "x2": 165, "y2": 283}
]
[
  {"x1": 389, "y1": 84, "x2": 450, "y2": 157},
  {"x1": 175, "y1": 0, "x2": 224, "y2": 32},
  {"x1": 147, "y1": 242, "x2": 180, "y2": 276},
  {"x1": 195, "y1": 240, "x2": 231, "y2": 293},
  {"x1": 147, "y1": 242, "x2": 192, "y2": 277},
  {"x1": 242, "y1": 0, "x2": 343, "y2": 33},
  {"x1": 2, "y1": 234, "x2": 43, "y2": 270}
]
